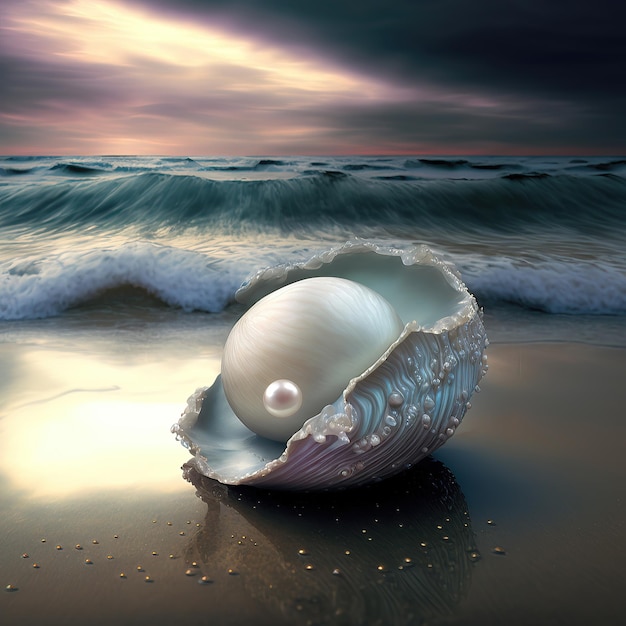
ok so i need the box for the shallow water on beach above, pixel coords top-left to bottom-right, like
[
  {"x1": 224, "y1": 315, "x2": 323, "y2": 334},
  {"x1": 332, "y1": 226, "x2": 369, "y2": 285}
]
[{"x1": 1, "y1": 308, "x2": 625, "y2": 625}]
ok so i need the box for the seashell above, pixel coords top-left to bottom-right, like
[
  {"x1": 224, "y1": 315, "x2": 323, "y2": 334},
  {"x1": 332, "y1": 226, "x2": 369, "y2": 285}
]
[{"x1": 172, "y1": 240, "x2": 489, "y2": 490}]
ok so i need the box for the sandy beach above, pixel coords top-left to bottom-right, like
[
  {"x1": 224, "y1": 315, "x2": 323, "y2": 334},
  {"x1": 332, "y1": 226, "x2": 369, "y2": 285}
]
[{"x1": 1, "y1": 311, "x2": 624, "y2": 625}]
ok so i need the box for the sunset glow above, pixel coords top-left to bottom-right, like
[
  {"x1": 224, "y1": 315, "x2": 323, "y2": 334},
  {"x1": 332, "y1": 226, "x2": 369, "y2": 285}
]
[
  {"x1": 8, "y1": 0, "x2": 376, "y2": 92},
  {"x1": 1, "y1": 0, "x2": 408, "y2": 154}
]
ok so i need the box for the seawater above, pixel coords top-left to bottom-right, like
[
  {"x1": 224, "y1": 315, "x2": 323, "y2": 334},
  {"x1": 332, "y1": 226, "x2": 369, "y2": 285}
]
[{"x1": 1, "y1": 155, "x2": 625, "y2": 333}]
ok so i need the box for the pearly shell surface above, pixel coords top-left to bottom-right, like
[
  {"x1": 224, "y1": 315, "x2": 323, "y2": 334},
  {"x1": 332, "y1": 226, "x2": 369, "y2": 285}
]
[{"x1": 172, "y1": 240, "x2": 489, "y2": 490}]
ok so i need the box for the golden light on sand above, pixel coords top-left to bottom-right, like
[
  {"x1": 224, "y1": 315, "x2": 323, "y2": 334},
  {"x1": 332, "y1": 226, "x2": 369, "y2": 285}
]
[
  {"x1": 6, "y1": 399, "x2": 187, "y2": 498},
  {"x1": 0, "y1": 348, "x2": 219, "y2": 501}
]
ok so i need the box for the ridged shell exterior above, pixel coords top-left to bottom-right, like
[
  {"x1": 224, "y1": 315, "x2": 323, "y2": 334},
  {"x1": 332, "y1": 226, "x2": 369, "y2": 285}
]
[{"x1": 172, "y1": 240, "x2": 489, "y2": 490}]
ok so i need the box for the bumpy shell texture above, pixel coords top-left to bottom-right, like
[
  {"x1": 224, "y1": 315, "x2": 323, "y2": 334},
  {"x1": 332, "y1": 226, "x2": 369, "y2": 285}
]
[{"x1": 172, "y1": 240, "x2": 489, "y2": 490}]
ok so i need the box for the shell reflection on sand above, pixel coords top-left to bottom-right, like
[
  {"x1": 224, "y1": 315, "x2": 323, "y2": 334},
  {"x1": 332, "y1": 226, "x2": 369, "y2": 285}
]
[
  {"x1": 173, "y1": 240, "x2": 489, "y2": 490},
  {"x1": 183, "y1": 458, "x2": 477, "y2": 625}
]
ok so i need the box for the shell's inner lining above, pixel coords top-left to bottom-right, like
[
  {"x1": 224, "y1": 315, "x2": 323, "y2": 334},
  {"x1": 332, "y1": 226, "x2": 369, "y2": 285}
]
[{"x1": 238, "y1": 251, "x2": 467, "y2": 329}]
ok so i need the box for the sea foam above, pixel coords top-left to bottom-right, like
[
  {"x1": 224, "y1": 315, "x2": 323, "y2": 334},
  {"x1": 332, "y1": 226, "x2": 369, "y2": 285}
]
[
  {"x1": 460, "y1": 257, "x2": 626, "y2": 315},
  {"x1": 0, "y1": 242, "x2": 246, "y2": 320},
  {"x1": 2, "y1": 241, "x2": 625, "y2": 320}
]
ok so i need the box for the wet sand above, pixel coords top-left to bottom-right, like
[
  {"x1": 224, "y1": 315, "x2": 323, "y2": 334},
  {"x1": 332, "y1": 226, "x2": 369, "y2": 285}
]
[{"x1": 1, "y1": 331, "x2": 625, "y2": 625}]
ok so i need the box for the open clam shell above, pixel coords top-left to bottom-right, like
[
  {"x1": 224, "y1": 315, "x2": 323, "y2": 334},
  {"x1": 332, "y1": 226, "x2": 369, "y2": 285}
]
[{"x1": 172, "y1": 240, "x2": 489, "y2": 490}]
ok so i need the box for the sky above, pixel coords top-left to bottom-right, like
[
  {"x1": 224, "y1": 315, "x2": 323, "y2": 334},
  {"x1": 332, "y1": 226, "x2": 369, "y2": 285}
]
[{"x1": 1, "y1": 0, "x2": 624, "y2": 156}]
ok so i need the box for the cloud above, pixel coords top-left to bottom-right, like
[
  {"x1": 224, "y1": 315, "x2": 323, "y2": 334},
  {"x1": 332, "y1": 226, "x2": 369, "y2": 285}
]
[
  {"x1": 0, "y1": 0, "x2": 406, "y2": 153},
  {"x1": 132, "y1": 0, "x2": 626, "y2": 98},
  {"x1": 1, "y1": 0, "x2": 624, "y2": 154}
]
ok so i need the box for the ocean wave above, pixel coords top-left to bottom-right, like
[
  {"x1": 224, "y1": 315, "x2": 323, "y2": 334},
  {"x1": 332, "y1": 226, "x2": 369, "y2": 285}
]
[
  {"x1": 468, "y1": 163, "x2": 516, "y2": 171},
  {"x1": 587, "y1": 159, "x2": 626, "y2": 171},
  {"x1": 1, "y1": 155, "x2": 624, "y2": 322},
  {"x1": 200, "y1": 158, "x2": 294, "y2": 172},
  {"x1": 0, "y1": 156, "x2": 46, "y2": 162},
  {"x1": 502, "y1": 172, "x2": 551, "y2": 181},
  {"x1": 2, "y1": 242, "x2": 624, "y2": 320},
  {"x1": 0, "y1": 166, "x2": 37, "y2": 176},
  {"x1": 1, "y1": 169, "x2": 625, "y2": 235},
  {"x1": 50, "y1": 162, "x2": 107, "y2": 175},
  {"x1": 405, "y1": 158, "x2": 469, "y2": 168},
  {"x1": 372, "y1": 174, "x2": 419, "y2": 181},
  {"x1": 462, "y1": 258, "x2": 626, "y2": 315},
  {"x1": 340, "y1": 163, "x2": 395, "y2": 171},
  {"x1": 0, "y1": 243, "x2": 246, "y2": 321},
  {"x1": 160, "y1": 156, "x2": 200, "y2": 164}
]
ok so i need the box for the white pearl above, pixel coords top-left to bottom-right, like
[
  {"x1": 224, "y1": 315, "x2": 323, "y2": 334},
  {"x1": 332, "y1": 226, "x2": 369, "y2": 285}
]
[{"x1": 263, "y1": 380, "x2": 303, "y2": 418}]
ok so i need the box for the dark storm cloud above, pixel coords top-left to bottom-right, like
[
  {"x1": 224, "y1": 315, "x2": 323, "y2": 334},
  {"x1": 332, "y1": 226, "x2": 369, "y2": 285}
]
[
  {"x1": 134, "y1": 0, "x2": 626, "y2": 99},
  {"x1": 0, "y1": 55, "x2": 129, "y2": 115},
  {"x1": 265, "y1": 96, "x2": 623, "y2": 155},
  {"x1": 129, "y1": 0, "x2": 626, "y2": 152}
]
